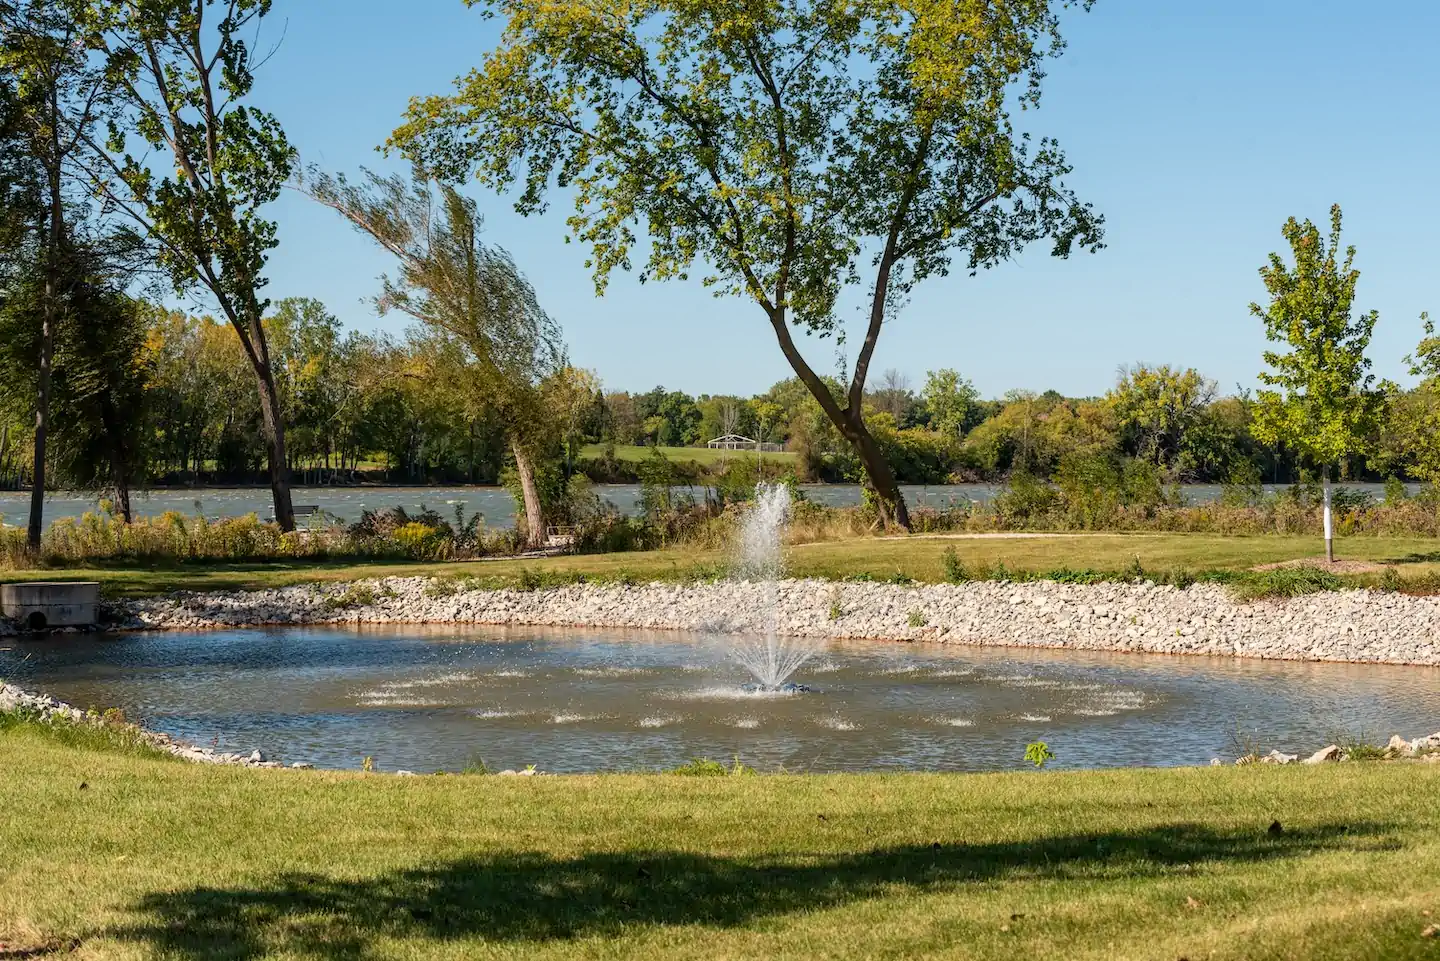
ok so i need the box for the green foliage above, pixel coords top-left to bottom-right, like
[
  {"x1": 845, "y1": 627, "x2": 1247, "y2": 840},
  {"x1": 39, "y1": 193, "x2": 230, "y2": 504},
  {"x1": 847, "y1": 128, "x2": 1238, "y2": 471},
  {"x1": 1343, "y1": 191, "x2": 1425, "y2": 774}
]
[
  {"x1": 1251, "y1": 206, "x2": 1385, "y2": 473},
  {"x1": 1227, "y1": 567, "x2": 1345, "y2": 602},
  {"x1": 1109, "y1": 365, "x2": 1217, "y2": 471},
  {"x1": 920, "y1": 369, "x2": 982, "y2": 440},
  {"x1": 1024, "y1": 741, "x2": 1055, "y2": 768},
  {"x1": 324, "y1": 584, "x2": 377, "y2": 611},
  {"x1": 668, "y1": 757, "x2": 755, "y2": 777},
  {"x1": 941, "y1": 547, "x2": 969, "y2": 584},
  {"x1": 906, "y1": 609, "x2": 927, "y2": 628},
  {"x1": 993, "y1": 471, "x2": 1062, "y2": 526}
]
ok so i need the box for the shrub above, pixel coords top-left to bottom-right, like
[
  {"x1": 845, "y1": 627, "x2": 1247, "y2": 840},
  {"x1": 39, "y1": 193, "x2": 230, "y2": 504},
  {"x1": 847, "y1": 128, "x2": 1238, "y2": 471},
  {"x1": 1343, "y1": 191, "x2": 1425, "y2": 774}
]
[
  {"x1": 993, "y1": 471, "x2": 1062, "y2": 527},
  {"x1": 668, "y1": 756, "x2": 755, "y2": 776},
  {"x1": 1024, "y1": 741, "x2": 1055, "y2": 768},
  {"x1": 941, "y1": 546, "x2": 969, "y2": 583}
]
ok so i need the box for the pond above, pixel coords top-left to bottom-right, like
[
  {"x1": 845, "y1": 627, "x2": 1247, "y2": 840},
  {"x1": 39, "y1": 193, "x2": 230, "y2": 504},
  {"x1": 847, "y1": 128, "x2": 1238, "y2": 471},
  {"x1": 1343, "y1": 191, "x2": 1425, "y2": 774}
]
[
  {"x1": 3, "y1": 625, "x2": 1435, "y2": 773},
  {"x1": 0, "y1": 481, "x2": 1413, "y2": 530}
]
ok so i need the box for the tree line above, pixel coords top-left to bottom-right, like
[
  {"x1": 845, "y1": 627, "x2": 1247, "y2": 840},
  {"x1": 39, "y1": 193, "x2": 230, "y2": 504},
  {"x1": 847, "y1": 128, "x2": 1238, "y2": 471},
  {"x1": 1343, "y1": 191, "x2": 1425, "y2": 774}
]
[{"x1": 1, "y1": 0, "x2": 1433, "y2": 562}]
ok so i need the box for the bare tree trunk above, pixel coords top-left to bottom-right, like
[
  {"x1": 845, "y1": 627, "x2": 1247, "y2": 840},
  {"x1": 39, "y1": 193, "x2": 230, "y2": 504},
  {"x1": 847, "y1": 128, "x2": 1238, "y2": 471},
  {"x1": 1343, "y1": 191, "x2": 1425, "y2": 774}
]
[
  {"x1": 98, "y1": 400, "x2": 134, "y2": 523},
  {"x1": 28, "y1": 167, "x2": 65, "y2": 550},
  {"x1": 252, "y1": 359, "x2": 295, "y2": 531},
  {"x1": 28, "y1": 298, "x2": 53, "y2": 549},
  {"x1": 762, "y1": 308, "x2": 911, "y2": 531},
  {"x1": 512, "y1": 442, "x2": 546, "y2": 550}
]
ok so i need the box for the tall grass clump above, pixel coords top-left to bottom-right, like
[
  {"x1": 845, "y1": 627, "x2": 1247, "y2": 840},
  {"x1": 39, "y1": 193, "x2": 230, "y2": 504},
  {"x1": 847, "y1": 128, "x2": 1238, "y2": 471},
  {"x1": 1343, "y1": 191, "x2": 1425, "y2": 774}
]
[{"x1": 1227, "y1": 567, "x2": 1346, "y2": 601}]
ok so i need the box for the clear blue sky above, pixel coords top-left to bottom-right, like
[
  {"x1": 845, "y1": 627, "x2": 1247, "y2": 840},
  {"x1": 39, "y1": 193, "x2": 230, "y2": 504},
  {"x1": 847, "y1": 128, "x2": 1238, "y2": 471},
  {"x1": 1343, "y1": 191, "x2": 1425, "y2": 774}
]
[{"x1": 255, "y1": 0, "x2": 1440, "y2": 400}]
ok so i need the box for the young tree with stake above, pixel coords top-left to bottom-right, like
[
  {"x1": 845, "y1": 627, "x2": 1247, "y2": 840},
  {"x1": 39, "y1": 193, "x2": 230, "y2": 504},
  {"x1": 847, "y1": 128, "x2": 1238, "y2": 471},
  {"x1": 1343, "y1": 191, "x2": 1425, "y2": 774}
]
[
  {"x1": 389, "y1": 0, "x2": 1103, "y2": 530},
  {"x1": 1251, "y1": 205, "x2": 1384, "y2": 564}
]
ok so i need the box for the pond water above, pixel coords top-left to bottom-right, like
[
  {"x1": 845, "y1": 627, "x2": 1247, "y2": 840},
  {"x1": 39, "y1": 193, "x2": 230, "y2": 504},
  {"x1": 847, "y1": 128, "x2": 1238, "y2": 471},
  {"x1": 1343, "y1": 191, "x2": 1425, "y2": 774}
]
[
  {"x1": 3, "y1": 625, "x2": 1435, "y2": 773},
  {"x1": 0, "y1": 481, "x2": 1413, "y2": 530}
]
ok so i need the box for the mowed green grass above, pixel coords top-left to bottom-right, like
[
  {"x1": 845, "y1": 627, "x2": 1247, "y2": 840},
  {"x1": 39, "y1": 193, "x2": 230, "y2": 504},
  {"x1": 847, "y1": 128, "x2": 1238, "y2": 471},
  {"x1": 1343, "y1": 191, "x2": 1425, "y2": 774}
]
[
  {"x1": 3, "y1": 532, "x2": 1440, "y2": 598},
  {"x1": 2, "y1": 725, "x2": 1439, "y2": 960},
  {"x1": 580, "y1": 443, "x2": 797, "y2": 466}
]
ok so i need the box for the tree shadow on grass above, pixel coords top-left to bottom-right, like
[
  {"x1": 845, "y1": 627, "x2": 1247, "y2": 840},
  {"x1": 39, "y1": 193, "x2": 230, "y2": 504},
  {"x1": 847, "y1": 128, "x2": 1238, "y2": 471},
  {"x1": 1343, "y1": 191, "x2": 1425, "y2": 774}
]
[{"x1": 110, "y1": 821, "x2": 1394, "y2": 959}]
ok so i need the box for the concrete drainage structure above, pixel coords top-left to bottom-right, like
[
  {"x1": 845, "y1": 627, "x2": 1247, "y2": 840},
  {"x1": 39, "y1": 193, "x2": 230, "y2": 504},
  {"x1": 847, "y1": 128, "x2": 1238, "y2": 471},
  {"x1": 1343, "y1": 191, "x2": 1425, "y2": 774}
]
[{"x1": 1, "y1": 582, "x2": 100, "y2": 630}]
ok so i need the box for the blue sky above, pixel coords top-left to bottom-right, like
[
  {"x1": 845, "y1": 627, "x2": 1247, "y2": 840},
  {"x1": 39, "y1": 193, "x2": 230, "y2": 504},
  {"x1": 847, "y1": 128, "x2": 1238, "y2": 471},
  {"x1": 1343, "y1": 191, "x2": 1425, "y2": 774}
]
[{"x1": 255, "y1": 0, "x2": 1440, "y2": 399}]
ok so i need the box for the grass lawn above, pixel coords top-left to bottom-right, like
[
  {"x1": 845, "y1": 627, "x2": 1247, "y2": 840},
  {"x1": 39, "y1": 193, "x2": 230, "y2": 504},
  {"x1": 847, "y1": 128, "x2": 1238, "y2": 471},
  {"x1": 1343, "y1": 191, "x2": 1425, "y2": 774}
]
[
  {"x1": 2, "y1": 722, "x2": 1439, "y2": 960},
  {"x1": 2, "y1": 532, "x2": 1439, "y2": 598},
  {"x1": 579, "y1": 443, "x2": 797, "y2": 467}
]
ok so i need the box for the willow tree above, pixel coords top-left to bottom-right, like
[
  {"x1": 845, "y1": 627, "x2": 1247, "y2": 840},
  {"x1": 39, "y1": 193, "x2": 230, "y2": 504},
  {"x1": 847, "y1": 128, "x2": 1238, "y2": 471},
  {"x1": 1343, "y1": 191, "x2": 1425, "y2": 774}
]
[
  {"x1": 81, "y1": 0, "x2": 298, "y2": 529},
  {"x1": 390, "y1": 0, "x2": 1103, "y2": 528},
  {"x1": 1252, "y1": 206, "x2": 1384, "y2": 564},
  {"x1": 304, "y1": 167, "x2": 564, "y2": 548}
]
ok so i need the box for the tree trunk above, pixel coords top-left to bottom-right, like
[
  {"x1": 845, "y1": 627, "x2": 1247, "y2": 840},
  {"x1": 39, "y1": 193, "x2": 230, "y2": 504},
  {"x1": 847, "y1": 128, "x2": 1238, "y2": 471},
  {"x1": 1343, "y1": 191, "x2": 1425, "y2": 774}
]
[
  {"x1": 251, "y1": 356, "x2": 296, "y2": 532},
  {"x1": 98, "y1": 400, "x2": 134, "y2": 524},
  {"x1": 1322, "y1": 467, "x2": 1334, "y2": 563},
  {"x1": 28, "y1": 301, "x2": 53, "y2": 550},
  {"x1": 762, "y1": 308, "x2": 911, "y2": 531},
  {"x1": 837, "y1": 409, "x2": 910, "y2": 529},
  {"x1": 512, "y1": 442, "x2": 546, "y2": 550},
  {"x1": 28, "y1": 167, "x2": 66, "y2": 550}
]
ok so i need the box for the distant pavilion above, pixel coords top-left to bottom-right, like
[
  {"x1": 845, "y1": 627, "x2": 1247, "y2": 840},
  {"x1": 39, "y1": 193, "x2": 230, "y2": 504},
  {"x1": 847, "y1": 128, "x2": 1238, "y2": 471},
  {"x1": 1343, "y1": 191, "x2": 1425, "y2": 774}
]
[{"x1": 706, "y1": 434, "x2": 785, "y2": 453}]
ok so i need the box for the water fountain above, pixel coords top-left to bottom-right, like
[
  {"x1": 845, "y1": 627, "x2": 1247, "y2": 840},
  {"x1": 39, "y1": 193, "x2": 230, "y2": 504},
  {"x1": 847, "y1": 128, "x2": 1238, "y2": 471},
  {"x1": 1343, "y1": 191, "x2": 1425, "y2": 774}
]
[{"x1": 728, "y1": 483, "x2": 819, "y2": 692}]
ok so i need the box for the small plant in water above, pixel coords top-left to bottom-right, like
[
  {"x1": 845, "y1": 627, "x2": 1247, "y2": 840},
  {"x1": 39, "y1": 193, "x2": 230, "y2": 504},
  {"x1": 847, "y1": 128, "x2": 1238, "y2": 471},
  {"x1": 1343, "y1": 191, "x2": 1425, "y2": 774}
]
[
  {"x1": 361, "y1": 755, "x2": 375, "y2": 773},
  {"x1": 1025, "y1": 741, "x2": 1055, "y2": 768},
  {"x1": 523, "y1": 763, "x2": 537, "y2": 774},
  {"x1": 460, "y1": 754, "x2": 491, "y2": 775},
  {"x1": 907, "y1": 609, "x2": 928, "y2": 628}
]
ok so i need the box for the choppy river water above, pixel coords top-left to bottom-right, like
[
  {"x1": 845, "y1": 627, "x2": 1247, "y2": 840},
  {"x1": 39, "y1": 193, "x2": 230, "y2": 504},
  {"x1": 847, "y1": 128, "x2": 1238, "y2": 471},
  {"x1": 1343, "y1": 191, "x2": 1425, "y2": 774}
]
[{"x1": 0, "y1": 482, "x2": 1411, "y2": 530}]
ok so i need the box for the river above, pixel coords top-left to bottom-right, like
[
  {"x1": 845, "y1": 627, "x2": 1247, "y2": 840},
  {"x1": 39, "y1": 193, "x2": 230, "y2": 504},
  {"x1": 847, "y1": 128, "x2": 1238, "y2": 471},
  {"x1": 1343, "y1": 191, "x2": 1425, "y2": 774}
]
[{"x1": 0, "y1": 482, "x2": 1413, "y2": 530}]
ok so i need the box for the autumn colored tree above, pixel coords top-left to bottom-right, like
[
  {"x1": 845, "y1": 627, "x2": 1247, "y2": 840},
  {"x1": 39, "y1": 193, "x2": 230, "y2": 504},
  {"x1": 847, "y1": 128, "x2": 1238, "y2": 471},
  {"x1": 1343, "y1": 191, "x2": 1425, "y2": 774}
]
[
  {"x1": 1252, "y1": 205, "x2": 1385, "y2": 563},
  {"x1": 389, "y1": 0, "x2": 1103, "y2": 529}
]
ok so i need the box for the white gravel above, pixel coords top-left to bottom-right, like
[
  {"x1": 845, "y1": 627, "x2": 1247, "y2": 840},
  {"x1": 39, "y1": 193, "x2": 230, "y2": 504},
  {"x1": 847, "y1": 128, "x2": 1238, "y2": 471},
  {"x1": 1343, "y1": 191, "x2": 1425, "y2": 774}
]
[{"x1": 112, "y1": 576, "x2": 1440, "y2": 666}]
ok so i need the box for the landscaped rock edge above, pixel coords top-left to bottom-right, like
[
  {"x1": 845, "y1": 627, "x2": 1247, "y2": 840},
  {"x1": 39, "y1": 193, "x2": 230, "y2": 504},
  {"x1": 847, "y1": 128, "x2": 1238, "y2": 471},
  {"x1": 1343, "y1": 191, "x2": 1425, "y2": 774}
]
[
  {"x1": 112, "y1": 577, "x2": 1440, "y2": 667},
  {"x1": 0, "y1": 681, "x2": 301, "y2": 769}
]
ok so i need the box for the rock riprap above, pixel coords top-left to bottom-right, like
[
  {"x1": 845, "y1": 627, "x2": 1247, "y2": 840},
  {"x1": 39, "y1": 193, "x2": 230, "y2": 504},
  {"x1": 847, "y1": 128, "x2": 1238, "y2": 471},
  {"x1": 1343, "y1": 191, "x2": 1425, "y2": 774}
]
[{"x1": 112, "y1": 577, "x2": 1440, "y2": 666}]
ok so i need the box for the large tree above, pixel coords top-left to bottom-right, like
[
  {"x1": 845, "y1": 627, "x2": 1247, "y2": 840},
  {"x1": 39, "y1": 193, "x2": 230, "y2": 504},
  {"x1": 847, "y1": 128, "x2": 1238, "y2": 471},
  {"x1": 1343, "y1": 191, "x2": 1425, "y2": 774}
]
[
  {"x1": 80, "y1": 0, "x2": 299, "y2": 529},
  {"x1": 303, "y1": 167, "x2": 565, "y2": 549},
  {"x1": 0, "y1": 0, "x2": 109, "y2": 545},
  {"x1": 389, "y1": 0, "x2": 1103, "y2": 529},
  {"x1": 1251, "y1": 205, "x2": 1384, "y2": 563}
]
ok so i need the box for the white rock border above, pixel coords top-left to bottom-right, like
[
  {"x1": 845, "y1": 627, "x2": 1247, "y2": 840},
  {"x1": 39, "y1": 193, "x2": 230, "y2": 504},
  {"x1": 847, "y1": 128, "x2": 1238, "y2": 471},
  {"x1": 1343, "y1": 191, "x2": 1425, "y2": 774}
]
[{"x1": 108, "y1": 576, "x2": 1440, "y2": 667}]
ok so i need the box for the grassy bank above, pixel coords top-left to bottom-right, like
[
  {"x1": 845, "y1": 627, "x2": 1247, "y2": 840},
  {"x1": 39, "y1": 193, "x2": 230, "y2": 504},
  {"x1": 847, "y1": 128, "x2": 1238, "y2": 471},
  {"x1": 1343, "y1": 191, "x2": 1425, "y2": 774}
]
[
  {"x1": 3, "y1": 533, "x2": 1440, "y2": 599},
  {"x1": 2, "y1": 719, "x2": 1439, "y2": 960}
]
